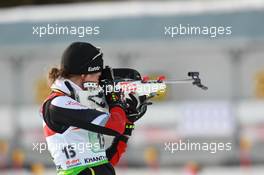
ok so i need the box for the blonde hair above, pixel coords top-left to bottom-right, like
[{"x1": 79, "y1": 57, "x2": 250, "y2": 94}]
[{"x1": 48, "y1": 67, "x2": 72, "y2": 86}]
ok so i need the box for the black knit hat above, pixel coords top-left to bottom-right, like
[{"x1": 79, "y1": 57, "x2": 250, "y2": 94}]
[{"x1": 61, "y1": 42, "x2": 103, "y2": 75}]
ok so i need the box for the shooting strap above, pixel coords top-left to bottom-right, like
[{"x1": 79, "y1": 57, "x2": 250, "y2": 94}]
[{"x1": 64, "y1": 81, "x2": 76, "y2": 99}]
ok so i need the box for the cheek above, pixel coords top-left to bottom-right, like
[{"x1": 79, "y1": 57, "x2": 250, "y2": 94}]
[
  {"x1": 91, "y1": 77, "x2": 98, "y2": 82},
  {"x1": 84, "y1": 75, "x2": 99, "y2": 82}
]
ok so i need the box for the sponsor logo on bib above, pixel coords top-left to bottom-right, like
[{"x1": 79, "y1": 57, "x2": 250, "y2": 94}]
[{"x1": 84, "y1": 155, "x2": 106, "y2": 164}]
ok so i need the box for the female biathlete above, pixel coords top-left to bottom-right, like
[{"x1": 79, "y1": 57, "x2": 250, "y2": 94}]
[{"x1": 40, "y1": 42, "x2": 145, "y2": 175}]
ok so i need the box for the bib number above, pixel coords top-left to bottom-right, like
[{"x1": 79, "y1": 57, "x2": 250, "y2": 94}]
[{"x1": 62, "y1": 145, "x2": 76, "y2": 159}]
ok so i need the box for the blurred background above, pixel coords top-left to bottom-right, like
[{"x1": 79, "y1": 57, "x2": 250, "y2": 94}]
[{"x1": 0, "y1": 0, "x2": 264, "y2": 174}]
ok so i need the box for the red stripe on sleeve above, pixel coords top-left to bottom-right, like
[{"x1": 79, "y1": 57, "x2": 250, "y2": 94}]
[
  {"x1": 110, "y1": 141, "x2": 127, "y2": 166},
  {"x1": 105, "y1": 106, "x2": 127, "y2": 134},
  {"x1": 43, "y1": 125, "x2": 57, "y2": 137}
]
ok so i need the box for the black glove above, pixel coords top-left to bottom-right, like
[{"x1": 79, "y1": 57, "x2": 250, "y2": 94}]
[
  {"x1": 125, "y1": 93, "x2": 152, "y2": 123},
  {"x1": 105, "y1": 91, "x2": 126, "y2": 110}
]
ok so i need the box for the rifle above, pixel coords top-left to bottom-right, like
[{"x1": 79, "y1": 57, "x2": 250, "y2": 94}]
[
  {"x1": 99, "y1": 66, "x2": 207, "y2": 99},
  {"x1": 77, "y1": 66, "x2": 208, "y2": 112}
]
